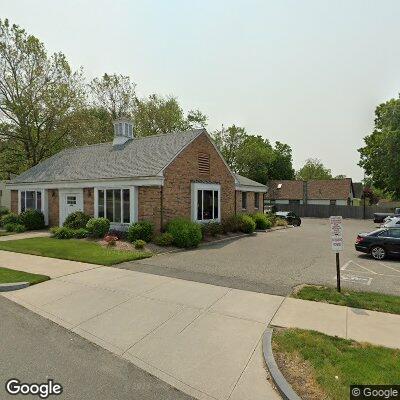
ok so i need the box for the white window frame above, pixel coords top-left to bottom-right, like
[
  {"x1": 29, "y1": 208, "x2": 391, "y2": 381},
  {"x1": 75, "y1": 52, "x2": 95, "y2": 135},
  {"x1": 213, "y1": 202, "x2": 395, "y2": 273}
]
[
  {"x1": 18, "y1": 189, "x2": 48, "y2": 225},
  {"x1": 191, "y1": 183, "x2": 221, "y2": 223},
  {"x1": 18, "y1": 190, "x2": 43, "y2": 213},
  {"x1": 94, "y1": 187, "x2": 137, "y2": 228}
]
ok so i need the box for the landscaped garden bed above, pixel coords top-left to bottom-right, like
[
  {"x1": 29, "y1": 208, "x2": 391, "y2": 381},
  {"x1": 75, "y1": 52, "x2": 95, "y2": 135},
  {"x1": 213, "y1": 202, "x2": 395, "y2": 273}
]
[
  {"x1": 293, "y1": 285, "x2": 400, "y2": 315},
  {"x1": 0, "y1": 267, "x2": 49, "y2": 285},
  {"x1": 272, "y1": 328, "x2": 400, "y2": 400}
]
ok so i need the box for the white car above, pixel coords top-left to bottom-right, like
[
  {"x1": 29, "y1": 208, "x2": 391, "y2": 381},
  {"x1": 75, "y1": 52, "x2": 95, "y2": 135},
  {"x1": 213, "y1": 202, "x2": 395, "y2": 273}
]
[{"x1": 382, "y1": 217, "x2": 400, "y2": 228}]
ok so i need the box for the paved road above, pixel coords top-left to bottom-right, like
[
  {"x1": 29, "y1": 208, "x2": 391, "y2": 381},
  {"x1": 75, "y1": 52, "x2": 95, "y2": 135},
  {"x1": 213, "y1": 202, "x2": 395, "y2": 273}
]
[
  {"x1": 0, "y1": 296, "x2": 193, "y2": 400},
  {"x1": 122, "y1": 218, "x2": 400, "y2": 296}
]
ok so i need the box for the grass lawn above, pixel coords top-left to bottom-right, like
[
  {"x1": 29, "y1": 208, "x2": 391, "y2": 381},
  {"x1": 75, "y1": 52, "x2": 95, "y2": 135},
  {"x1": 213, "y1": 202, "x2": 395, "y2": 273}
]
[
  {"x1": 0, "y1": 267, "x2": 49, "y2": 285},
  {"x1": 293, "y1": 285, "x2": 400, "y2": 315},
  {"x1": 272, "y1": 328, "x2": 400, "y2": 400},
  {"x1": 0, "y1": 238, "x2": 152, "y2": 266}
]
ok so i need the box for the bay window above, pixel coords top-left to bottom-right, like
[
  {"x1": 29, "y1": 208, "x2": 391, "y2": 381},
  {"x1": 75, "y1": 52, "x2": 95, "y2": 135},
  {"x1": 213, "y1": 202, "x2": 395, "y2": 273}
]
[
  {"x1": 193, "y1": 183, "x2": 220, "y2": 223},
  {"x1": 97, "y1": 189, "x2": 130, "y2": 223},
  {"x1": 20, "y1": 190, "x2": 42, "y2": 213}
]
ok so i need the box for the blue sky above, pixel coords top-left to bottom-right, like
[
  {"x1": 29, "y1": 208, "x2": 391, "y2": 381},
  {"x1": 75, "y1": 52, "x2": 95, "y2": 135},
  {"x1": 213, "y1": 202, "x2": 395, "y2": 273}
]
[{"x1": 3, "y1": 0, "x2": 400, "y2": 180}]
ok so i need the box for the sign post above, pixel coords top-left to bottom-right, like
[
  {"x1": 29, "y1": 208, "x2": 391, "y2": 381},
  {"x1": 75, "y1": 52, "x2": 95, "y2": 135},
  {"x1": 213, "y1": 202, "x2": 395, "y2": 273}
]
[{"x1": 330, "y1": 216, "x2": 343, "y2": 292}]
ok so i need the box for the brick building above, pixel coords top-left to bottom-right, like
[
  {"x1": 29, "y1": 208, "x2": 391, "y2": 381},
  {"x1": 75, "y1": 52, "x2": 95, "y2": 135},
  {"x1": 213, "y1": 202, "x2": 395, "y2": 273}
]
[{"x1": 7, "y1": 118, "x2": 266, "y2": 230}]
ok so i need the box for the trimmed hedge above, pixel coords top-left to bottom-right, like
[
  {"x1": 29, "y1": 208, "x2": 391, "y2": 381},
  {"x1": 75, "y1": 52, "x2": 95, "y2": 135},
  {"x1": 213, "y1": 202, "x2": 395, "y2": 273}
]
[
  {"x1": 239, "y1": 214, "x2": 256, "y2": 233},
  {"x1": 154, "y1": 232, "x2": 174, "y2": 247},
  {"x1": 250, "y1": 212, "x2": 271, "y2": 230},
  {"x1": 201, "y1": 222, "x2": 223, "y2": 237},
  {"x1": 63, "y1": 211, "x2": 91, "y2": 229},
  {"x1": 166, "y1": 218, "x2": 202, "y2": 248},
  {"x1": 50, "y1": 226, "x2": 89, "y2": 239},
  {"x1": 127, "y1": 221, "x2": 154, "y2": 243},
  {"x1": 86, "y1": 218, "x2": 110, "y2": 238},
  {"x1": 20, "y1": 209, "x2": 45, "y2": 230},
  {"x1": 133, "y1": 239, "x2": 146, "y2": 249}
]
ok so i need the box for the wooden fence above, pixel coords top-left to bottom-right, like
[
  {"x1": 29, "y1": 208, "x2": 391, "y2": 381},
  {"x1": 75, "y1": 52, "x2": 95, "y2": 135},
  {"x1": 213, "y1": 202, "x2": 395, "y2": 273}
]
[{"x1": 274, "y1": 204, "x2": 394, "y2": 219}]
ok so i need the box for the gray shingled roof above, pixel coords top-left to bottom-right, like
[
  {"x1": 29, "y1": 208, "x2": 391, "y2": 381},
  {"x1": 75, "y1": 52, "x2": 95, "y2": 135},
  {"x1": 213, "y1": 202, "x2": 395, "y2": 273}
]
[
  {"x1": 11, "y1": 129, "x2": 204, "y2": 184},
  {"x1": 234, "y1": 174, "x2": 267, "y2": 188}
]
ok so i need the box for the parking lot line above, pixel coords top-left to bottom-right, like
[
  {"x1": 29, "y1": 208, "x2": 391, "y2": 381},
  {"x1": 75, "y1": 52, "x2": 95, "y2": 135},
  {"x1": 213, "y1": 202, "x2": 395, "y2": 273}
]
[{"x1": 341, "y1": 260, "x2": 400, "y2": 279}]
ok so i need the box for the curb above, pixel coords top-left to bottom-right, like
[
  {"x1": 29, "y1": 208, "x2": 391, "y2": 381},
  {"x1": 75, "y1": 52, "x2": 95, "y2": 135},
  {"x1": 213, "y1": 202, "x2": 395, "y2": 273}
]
[
  {"x1": 262, "y1": 328, "x2": 302, "y2": 400},
  {"x1": 0, "y1": 282, "x2": 30, "y2": 292}
]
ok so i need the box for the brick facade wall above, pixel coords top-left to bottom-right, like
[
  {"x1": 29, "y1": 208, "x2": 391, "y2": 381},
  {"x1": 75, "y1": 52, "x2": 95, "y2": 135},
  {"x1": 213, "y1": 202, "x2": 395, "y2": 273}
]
[
  {"x1": 138, "y1": 186, "x2": 162, "y2": 232},
  {"x1": 83, "y1": 188, "x2": 94, "y2": 217},
  {"x1": 162, "y1": 132, "x2": 236, "y2": 227},
  {"x1": 235, "y1": 190, "x2": 264, "y2": 214},
  {"x1": 10, "y1": 190, "x2": 18, "y2": 213},
  {"x1": 48, "y1": 189, "x2": 59, "y2": 227}
]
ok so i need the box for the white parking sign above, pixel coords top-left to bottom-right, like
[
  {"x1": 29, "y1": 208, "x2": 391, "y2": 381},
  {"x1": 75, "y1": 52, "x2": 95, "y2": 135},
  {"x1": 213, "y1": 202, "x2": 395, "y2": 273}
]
[{"x1": 330, "y1": 216, "x2": 343, "y2": 252}]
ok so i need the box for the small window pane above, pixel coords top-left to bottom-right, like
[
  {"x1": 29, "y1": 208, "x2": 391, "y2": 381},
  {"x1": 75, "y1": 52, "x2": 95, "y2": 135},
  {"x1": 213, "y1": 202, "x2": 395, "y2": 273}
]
[
  {"x1": 213, "y1": 191, "x2": 219, "y2": 219},
  {"x1": 197, "y1": 190, "x2": 202, "y2": 220},
  {"x1": 118, "y1": 123, "x2": 123, "y2": 135},
  {"x1": 203, "y1": 190, "x2": 213, "y2": 220},
  {"x1": 26, "y1": 191, "x2": 35, "y2": 210},
  {"x1": 36, "y1": 191, "x2": 42, "y2": 210},
  {"x1": 242, "y1": 192, "x2": 247, "y2": 209},
  {"x1": 66, "y1": 196, "x2": 76, "y2": 205},
  {"x1": 114, "y1": 189, "x2": 121, "y2": 223},
  {"x1": 106, "y1": 190, "x2": 114, "y2": 222},
  {"x1": 21, "y1": 191, "x2": 26, "y2": 212},
  {"x1": 98, "y1": 190, "x2": 104, "y2": 218},
  {"x1": 123, "y1": 189, "x2": 130, "y2": 223},
  {"x1": 254, "y1": 193, "x2": 259, "y2": 209}
]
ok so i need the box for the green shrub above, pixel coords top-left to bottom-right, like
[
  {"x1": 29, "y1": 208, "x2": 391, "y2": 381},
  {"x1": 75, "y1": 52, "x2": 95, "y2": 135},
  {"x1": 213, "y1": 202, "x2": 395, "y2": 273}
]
[
  {"x1": 154, "y1": 232, "x2": 174, "y2": 247},
  {"x1": 51, "y1": 226, "x2": 75, "y2": 239},
  {"x1": 4, "y1": 223, "x2": 26, "y2": 233},
  {"x1": 1, "y1": 213, "x2": 22, "y2": 227},
  {"x1": 86, "y1": 218, "x2": 110, "y2": 238},
  {"x1": 238, "y1": 214, "x2": 256, "y2": 234},
  {"x1": 250, "y1": 212, "x2": 271, "y2": 230},
  {"x1": 73, "y1": 228, "x2": 89, "y2": 239},
  {"x1": 222, "y1": 215, "x2": 242, "y2": 233},
  {"x1": 201, "y1": 222, "x2": 223, "y2": 237},
  {"x1": 0, "y1": 207, "x2": 9, "y2": 217},
  {"x1": 63, "y1": 211, "x2": 91, "y2": 229},
  {"x1": 133, "y1": 239, "x2": 146, "y2": 249},
  {"x1": 20, "y1": 209, "x2": 45, "y2": 230},
  {"x1": 166, "y1": 218, "x2": 202, "y2": 248},
  {"x1": 265, "y1": 213, "x2": 277, "y2": 226},
  {"x1": 275, "y1": 217, "x2": 288, "y2": 227},
  {"x1": 127, "y1": 221, "x2": 154, "y2": 242}
]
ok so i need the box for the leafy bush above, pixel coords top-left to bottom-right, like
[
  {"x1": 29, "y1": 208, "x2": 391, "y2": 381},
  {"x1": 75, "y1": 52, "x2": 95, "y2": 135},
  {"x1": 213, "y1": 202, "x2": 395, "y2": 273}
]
[
  {"x1": 51, "y1": 226, "x2": 75, "y2": 239},
  {"x1": 4, "y1": 223, "x2": 26, "y2": 233},
  {"x1": 73, "y1": 228, "x2": 89, "y2": 239},
  {"x1": 1, "y1": 213, "x2": 22, "y2": 227},
  {"x1": 201, "y1": 222, "x2": 223, "y2": 237},
  {"x1": 250, "y1": 212, "x2": 271, "y2": 230},
  {"x1": 265, "y1": 213, "x2": 277, "y2": 226},
  {"x1": 127, "y1": 221, "x2": 154, "y2": 243},
  {"x1": 20, "y1": 209, "x2": 45, "y2": 230},
  {"x1": 63, "y1": 211, "x2": 91, "y2": 229},
  {"x1": 166, "y1": 218, "x2": 202, "y2": 248},
  {"x1": 0, "y1": 206, "x2": 9, "y2": 217},
  {"x1": 222, "y1": 215, "x2": 242, "y2": 233},
  {"x1": 154, "y1": 232, "x2": 174, "y2": 247},
  {"x1": 104, "y1": 234, "x2": 118, "y2": 246},
  {"x1": 134, "y1": 239, "x2": 146, "y2": 249},
  {"x1": 275, "y1": 217, "x2": 288, "y2": 227},
  {"x1": 86, "y1": 217, "x2": 110, "y2": 238},
  {"x1": 238, "y1": 214, "x2": 256, "y2": 234}
]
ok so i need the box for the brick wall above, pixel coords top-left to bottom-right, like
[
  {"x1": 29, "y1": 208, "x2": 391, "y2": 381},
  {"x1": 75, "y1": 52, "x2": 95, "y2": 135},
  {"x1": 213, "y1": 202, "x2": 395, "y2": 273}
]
[
  {"x1": 162, "y1": 132, "x2": 236, "y2": 227},
  {"x1": 83, "y1": 188, "x2": 94, "y2": 217},
  {"x1": 138, "y1": 186, "x2": 162, "y2": 232},
  {"x1": 10, "y1": 190, "x2": 18, "y2": 213},
  {"x1": 48, "y1": 189, "x2": 59, "y2": 227},
  {"x1": 235, "y1": 190, "x2": 263, "y2": 214}
]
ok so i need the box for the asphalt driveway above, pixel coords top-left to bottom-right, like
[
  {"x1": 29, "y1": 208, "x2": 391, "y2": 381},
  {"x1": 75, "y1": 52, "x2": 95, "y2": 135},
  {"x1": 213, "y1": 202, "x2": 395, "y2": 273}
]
[{"x1": 123, "y1": 218, "x2": 400, "y2": 296}]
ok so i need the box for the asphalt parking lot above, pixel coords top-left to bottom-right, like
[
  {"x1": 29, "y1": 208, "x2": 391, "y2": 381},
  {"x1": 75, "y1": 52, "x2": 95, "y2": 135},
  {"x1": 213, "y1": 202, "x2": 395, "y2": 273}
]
[{"x1": 123, "y1": 218, "x2": 400, "y2": 296}]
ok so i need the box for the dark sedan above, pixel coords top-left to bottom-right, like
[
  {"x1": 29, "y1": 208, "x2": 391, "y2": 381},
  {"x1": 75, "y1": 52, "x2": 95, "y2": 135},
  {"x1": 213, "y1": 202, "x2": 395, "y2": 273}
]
[
  {"x1": 275, "y1": 211, "x2": 301, "y2": 226},
  {"x1": 355, "y1": 227, "x2": 400, "y2": 260}
]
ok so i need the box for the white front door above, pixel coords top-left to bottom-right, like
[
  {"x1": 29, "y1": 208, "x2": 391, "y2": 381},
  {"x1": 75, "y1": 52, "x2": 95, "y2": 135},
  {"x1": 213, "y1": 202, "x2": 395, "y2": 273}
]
[{"x1": 60, "y1": 190, "x2": 84, "y2": 226}]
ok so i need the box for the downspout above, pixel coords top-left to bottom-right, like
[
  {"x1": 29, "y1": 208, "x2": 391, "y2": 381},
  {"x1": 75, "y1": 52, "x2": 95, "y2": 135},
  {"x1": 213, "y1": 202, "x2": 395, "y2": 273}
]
[{"x1": 160, "y1": 185, "x2": 164, "y2": 232}]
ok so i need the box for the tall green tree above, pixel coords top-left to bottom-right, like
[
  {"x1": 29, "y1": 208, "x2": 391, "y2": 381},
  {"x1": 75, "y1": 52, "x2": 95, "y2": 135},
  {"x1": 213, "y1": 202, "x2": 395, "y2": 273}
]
[
  {"x1": 296, "y1": 158, "x2": 332, "y2": 180},
  {"x1": 269, "y1": 141, "x2": 295, "y2": 180},
  {"x1": 359, "y1": 96, "x2": 400, "y2": 199},
  {"x1": 0, "y1": 18, "x2": 84, "y2": 174}
]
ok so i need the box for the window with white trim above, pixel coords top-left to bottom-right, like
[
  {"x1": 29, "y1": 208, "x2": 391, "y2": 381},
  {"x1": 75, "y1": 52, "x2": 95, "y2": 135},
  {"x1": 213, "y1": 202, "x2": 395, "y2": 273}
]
[
  {"x1": 193, "y1": 184, "x2": 220, "y2": 222},
  {"x1": 97, "y1": 189, "x2": 130, "y2": 223},
  {"x1": 20, "y1": 190, "x2": 42, "y2": 213}
]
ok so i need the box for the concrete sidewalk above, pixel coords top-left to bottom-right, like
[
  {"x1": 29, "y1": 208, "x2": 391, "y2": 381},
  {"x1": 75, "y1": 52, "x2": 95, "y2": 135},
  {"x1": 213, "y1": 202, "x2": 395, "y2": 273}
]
[
  {"x1": 0, "y1": 230, "x2": 50, "y2": 241},
  {"x1": 1, "y1": 251, "x2": 399, "y2": 399}
]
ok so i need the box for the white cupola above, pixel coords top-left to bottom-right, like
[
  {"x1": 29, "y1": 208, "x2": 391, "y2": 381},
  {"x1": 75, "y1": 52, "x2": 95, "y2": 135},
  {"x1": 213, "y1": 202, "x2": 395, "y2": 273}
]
[{"x1": 112, "y1": 116, "x2": 134, "y2": 146}]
